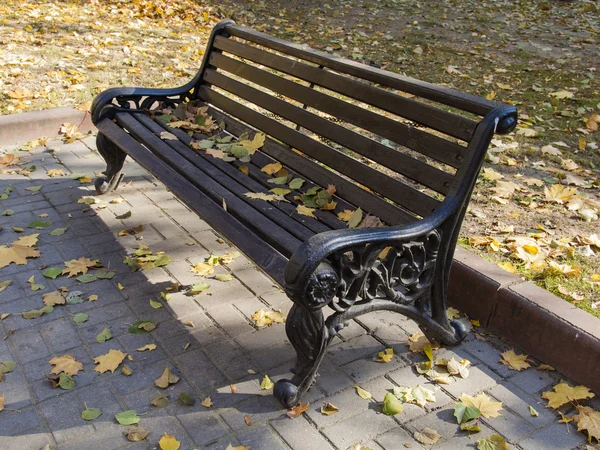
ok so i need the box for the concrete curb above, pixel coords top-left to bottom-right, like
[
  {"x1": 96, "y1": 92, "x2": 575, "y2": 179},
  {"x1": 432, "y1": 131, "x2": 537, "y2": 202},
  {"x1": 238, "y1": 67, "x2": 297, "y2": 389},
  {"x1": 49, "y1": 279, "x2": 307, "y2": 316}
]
[
  {"x1": 0, "y1": 107, "x2": 96, "y2": 148},
  {"x1": 449, "y1": 246, "x2": 600, "y2": 394},
  {"x1": 1, "y1": 108, "x2": 599, "y2": 394}
]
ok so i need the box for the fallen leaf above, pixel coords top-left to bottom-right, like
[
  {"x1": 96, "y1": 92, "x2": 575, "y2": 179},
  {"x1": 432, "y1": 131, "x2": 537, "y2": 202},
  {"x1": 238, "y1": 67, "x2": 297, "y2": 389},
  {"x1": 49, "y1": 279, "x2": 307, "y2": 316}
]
[
  {"x1": 62, "y1": 257, "x2": 99, "y2": 277},
  {"x1": 201, "y1": 397, "x2": 214, "y2": 408},
  {"x1": 159, "y1": 434, "x2": 181, "y2": 450},
  {"x1": 382, "y1": 392, "x2": 403, "y2": 416},
  {"x1": 252, "y1": 309, "x2": 285, "y2": 327},
  {"x1": 454, "y1": 402, "x2": 481, "y2": 424},
  {"x1": 72, "y1": 313, "x2": 88, "y2": 323},
  {"x1": 225, "y1": 445, "x2": 251, "y2": 450},
  {"x1": 353, "y1": 385, "x2": 372, "y2": 400},
  {"x1": 574, "y1": 406, "x2": 600, "y2": 444},
  {"x1": 49, "y1": 354, "x2": 83, "y2": 376},
  {"x1": 320, "y1": 402, "x2": 339, "y2": 416},
  {"x1": 115, "y1": 410, "x2": 140, "y2": 425},
  {"x1": 155, "y1": 367, "x2": 180, "y2": 388},
  {"x1": 59, "y1": 372, "x2": 75, "y2": 390},
  {"x1": 94, "y1": 349, "x2": 127, "y2": 374},
  {"x1": 414, "y1": 428, "x2": 442, "y2": 445},
  {"x1": 348, "y1": 207, "x2": 363, "y2": 228},
  {"x1": 137, "y1": 344, "x2": 157, "y2": 352},
  {"x1": 296, "y1": 205, "x2": 317, "y2": 218},
  {"x1": 96, "y1": 327, "x2": 113, "y2": 343},
  {"x1": 42, "y1": 267, "x2": 63, "y2": 279},
  {"x1": 529, "y1": 405, "x2": 539, "y2": 417},
  {"x1": 376, "y1": 348, "x2": 394, "y2": 363},
  {"x1": 500, "y1": 349, "x2": 531, "y2": 371},
  {"x1": 82, "y1": 407, "x2": 102, "y2": 421},
  {"x1": 179, "y1": 392, "x2": 196, "y2": 406},
  {"x1": 393, "y1": 385, "x2": 436, "y2": 408},
  {"x1": 125, "y1": 426, "x2": 149, "y2": 442},
  {"x1": 152, "y1": 394, "x2": 170, "y2": 408},
  {"x1": 244, "y1": 414, "x2": 252, "y2": 426},
  {"x1": 287, "y1": 402, "x2": 310, "y2": 418},
  {"x1": 460, "y1": 393, "x2": 503, "y2": 418},
  {"x1": 43, "y1": 291, "x2": 65, "y2": 306},
  {"x1": 476, "y1": 434, "x2": 509, "y2": 450},
  {"x1": 261, "y1": 162, "x2": 282, "y2": 175},
  {"x1": 0, "y1": 360, "x2": 16, "y2": 374},
  {"x1": 542, "y1": 383, "x2": 595, "y2": 409},
  {"x1": 159, "y1": 131, "x2": 178, "y2": 141},
  {"x1": 244, "y1": 192, "x2": 288, "y2": 202},
  {"x1": 0, "y1": 280, "x2": 11, "y2": 292},
  {"x1": 260, "y1": 374, "x2": 274, "y2": 390},
  {"x1": 128, "y1": 320, "x2": 156, "y2": 334}
]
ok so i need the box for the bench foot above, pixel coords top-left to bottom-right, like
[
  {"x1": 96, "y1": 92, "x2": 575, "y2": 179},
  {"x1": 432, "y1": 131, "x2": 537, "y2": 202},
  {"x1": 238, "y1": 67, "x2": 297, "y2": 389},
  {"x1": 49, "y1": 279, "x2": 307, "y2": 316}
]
[{"x1": 95, "y1": 132, "x2": 127, "y2": 195}]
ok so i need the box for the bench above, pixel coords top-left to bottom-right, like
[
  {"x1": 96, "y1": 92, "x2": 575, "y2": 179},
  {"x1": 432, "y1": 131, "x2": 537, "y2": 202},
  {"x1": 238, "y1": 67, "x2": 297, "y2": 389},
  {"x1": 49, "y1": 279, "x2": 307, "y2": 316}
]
[{"x1": 90, "y1": 20, "x2": 518, "y2": 408}]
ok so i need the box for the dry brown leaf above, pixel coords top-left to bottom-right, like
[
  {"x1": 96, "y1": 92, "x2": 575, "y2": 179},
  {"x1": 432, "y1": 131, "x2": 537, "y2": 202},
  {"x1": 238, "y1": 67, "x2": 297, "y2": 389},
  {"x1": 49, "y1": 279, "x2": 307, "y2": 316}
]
[
  {"x1": 0, "y1": 234, "x2": 40, "y2": 268},
  {"x1": 287, "y1": 402, "x2": 310, "y2": 418},
  {"x1": 43, "y1": 291, "x2": 65, "y2": 306},
  {"x1": 414, "y1": 427, "x2": 442, "y2": 445},
  {"x1": 49, "y1": 354, "x2": 84, "y2": 376},
  {"x1": 93, "y1": 349, "x2": 127, "y2": 374},
  {"x1": 500, "y1": 349, "x2": 531, "y2": 371},
  {"x1": 201, "y1": 397, "x2": 213, "y2": 408},
  {"x1": 62, "y1": 257, "x2": 99, "y2": 277},
  {"x1": 155, "y1": 367, "x2": 180, "y2": 388}
]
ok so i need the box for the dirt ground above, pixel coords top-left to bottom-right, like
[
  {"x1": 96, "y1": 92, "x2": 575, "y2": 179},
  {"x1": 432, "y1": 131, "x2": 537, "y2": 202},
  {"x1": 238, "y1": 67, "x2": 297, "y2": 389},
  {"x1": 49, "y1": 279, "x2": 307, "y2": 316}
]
[{"x1": 1, "y1": 0, "x2": 599, "y2": 315}]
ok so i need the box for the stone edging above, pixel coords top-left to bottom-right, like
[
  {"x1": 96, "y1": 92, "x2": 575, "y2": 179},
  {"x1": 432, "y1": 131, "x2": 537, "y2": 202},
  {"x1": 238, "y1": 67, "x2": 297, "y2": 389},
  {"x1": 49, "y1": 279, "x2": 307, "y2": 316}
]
[
  {"x1": 0, "y1": 107, "x2": 95, "y2": 148},
  {"x1": 449, "y1": 247, "x2": 600, "y2": 394},
  {"x1": 2, "y1": 107, "x2": 598, "y2": 394}
]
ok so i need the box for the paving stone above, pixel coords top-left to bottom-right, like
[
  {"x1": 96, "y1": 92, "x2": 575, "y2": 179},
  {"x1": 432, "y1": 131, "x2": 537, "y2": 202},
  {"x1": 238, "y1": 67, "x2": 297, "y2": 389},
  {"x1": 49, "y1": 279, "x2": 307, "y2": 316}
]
[
  {"x1": 248, "y1": 339, "x2": 295, "y2": 372},
  {"x1": 132, "y1": 414, "x2": 196, "y2": 449},
  {"x1": 321, "y1": 408, "x2": 398, "y2": 450},
  {"x1": 518, "y1": 420, "x2": 586, "y2": 450},
  {"x1": 220, "y1": 395, "x2": 284, "y2": 431},
  {"x1": 173, "y1": 349, "x2": 227, "y2": 390},
  {"x1": 271, "y1": 415, "x2": 335, "y2": 450},
  {"x1": 122, "y1": 386, "x2": 172, "y2": 418},
  {"x1": 0, "y1": 296, "x2": 68, "y2": 331},
  {"x1": 207, "y1": 304, "x2": 255, "y2": 338},
  {"x1": 207, "y1": 377, "x2": 262, "y2": 409},
  {"x1": 118, "y1": 332, "x2": 168, "y2": 367},
  {"x1": 487, "y1": 382, "x2": 557, "y2": 427},
  {"x1": 462, "y1": 337, "x2": 514, "y2": 377},
  {"x1": 439, "y1": 363, "x2": 501, "y2": 399},
  {"x1": 313, "y1": 357, "x2": 354, "y2": 395},
  {"x1": 203, "y1": 338, "x2": 256, "y2": 381},
  {"x1": 234, "y1": 267, "x2": 280, "y2": 297},
  {"x1": 507, "y1": 366, "x2": 559, "y2": 394},
  {"x1": 375, "y1": 426, "x2": 425, "y2": 450},
  {"x1": 236, "y1": 424, "x2": 288, "y2": 450},
  {"x1": 0, "y1": 406, "x2": 41, "y2": 436},
  {"x1": 0, "y1": 427, "x2": 53, "y2": 450},
  {"x1": 341, "y1": 353, "x2": 407, "y2": 385},
  {"x1": 10, "y1": 327, "x2": 51, "y2": 363},
  {"x1": 76, "y1": 381, "x2": 123, "y2": 419},
  {"x1": 176, "y1": 407, "x2": 229, "y2": 447},
  {"x1": 40, "y1": 391, "x2": 94, "y2": 444},
  {"x1": 327, "y1": 334, "x2": 385, "y2": 366},
  {"x1": 40, "y1": 317, "x2": 84, "y2": 353}
]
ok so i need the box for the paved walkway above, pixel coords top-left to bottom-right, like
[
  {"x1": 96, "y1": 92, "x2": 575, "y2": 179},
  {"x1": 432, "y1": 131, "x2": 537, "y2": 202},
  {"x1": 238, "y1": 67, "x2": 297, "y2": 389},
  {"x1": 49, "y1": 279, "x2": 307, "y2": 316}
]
[{"x1": 0, "y1": 135, "x2": 593, "y2": 450}]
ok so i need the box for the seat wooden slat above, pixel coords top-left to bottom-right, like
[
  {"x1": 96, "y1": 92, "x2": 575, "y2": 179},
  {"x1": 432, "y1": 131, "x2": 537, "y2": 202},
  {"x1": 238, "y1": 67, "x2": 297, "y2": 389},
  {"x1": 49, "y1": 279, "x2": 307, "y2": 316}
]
[
  {"x1": 137, "y1": 113, "x2": 336, "y2": 234},
  {"x1": 95, "y1": 118, "x2": 288, "y2": 284},
  {"x1": 213, "y1": 35, "x2": 477, "y2": 142},
  {"x1": 225, "y1": 24, "x2": 498, "y2": 116},
  {"x1": 200, "y1": 96, "x2": 413, "y2": 226},
  {"x1": 198, "y1": 86, "x2": 421, "y2": 224},
  {"x1": 202, "y1": 72, "x2": 441, "y2": 218},
  {"x1": 208, "y1": 53, "x2": 465, "y2": 171},
  {"x1": 115, "y1": 113, "x2": 304, "y2": 256}
]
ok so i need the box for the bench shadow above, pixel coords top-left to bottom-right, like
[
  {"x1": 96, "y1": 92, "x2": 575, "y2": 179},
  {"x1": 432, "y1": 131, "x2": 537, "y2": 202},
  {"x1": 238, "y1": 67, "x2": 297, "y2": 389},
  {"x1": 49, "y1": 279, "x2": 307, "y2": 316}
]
[{"x1": 0, "y1": 140, "x2": 446, "y2": 449}]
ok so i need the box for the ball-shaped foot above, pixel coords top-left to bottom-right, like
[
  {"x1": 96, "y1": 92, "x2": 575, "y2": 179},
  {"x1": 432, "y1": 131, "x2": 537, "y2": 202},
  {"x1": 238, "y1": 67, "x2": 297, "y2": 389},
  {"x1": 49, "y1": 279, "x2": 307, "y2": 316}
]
[
  {"x1": 450, "y1": 319, "x2": 469, "y2": 343},
  {"x1": 94, "y1": 177, "x2": 110, "y2": 195},
  {"x1": 274, "y1": 379, "x2": 299, "y2": 409}
]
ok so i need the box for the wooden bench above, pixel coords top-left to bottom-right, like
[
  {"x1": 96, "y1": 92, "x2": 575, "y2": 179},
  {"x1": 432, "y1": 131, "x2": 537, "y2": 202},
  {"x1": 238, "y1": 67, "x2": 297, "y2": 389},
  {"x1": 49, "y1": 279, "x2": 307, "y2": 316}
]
[{"x1": 91, "y1": 20, "x2": 518, "y2": 408}]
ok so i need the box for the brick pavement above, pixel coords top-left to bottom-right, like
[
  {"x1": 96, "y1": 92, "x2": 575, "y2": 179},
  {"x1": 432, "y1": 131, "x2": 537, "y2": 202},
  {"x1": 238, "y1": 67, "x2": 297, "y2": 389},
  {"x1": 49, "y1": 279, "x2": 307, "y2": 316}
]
[{"x1": 0, "y1": 136, "x2": 592, "y2": 450}]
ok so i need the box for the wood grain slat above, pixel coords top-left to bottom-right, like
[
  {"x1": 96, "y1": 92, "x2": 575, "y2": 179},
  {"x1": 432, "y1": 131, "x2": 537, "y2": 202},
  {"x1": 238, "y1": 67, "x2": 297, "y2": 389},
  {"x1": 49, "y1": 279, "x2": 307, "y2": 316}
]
[
  {"x1": 213, "y1": 35, "x2": 477, "y2": 142},
  {"x1": 208, "y1": 53, "x2": 465, "y2": 170},
  {"x1": 198, "y1": 89, "x2": 415, "y2": 225},
  {"x1": 115, "y1": 113, "x2": 304, "y2": 256},
  {"x1": 95, "y1": 118, "x2": 288, "y2": 283},
  {"x1": 202, "y1": 71, "x2": 441, "y2": 217},
  {"x1": 224, "y1": 24, "x2": 497, "y2": 116}
]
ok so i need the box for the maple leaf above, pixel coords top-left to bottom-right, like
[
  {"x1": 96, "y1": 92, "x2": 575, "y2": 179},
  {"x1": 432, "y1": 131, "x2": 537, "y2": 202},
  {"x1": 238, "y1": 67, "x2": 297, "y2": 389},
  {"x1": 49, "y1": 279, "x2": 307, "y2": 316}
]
[
  {"x1": 376, "y1": 348, "x2": 394, "y2": 363},
  {"x1": 287, "y1": 402, "x2": 310, "y2": 418},
  {"x1": 500, "y1": 349, "x2": 531, "y2": 371},
  {"x1": 574, "y1": 406, "x2": 600, "y2": 443},
  {"x1": 459, "y1": 393, "x2": 503, "y2": 418},
  {"x1": 155, "y1": 367, "x2": 180, "y2": 388},
  {"x1": 296, "y1": 205, "x2": 317, "y2": 218},
  {"x1": 43, "y1": 291, "x2": 65, "y2": 306},
  {"x1": 394, "y1": 385, "x2": 436, "y2": 407},
  {"x1": 93, "y1": 349, "x2": 127, "y2": 374},
  {"x1": 201, "y1": 397, "x2": 214, "y2": 408},
  {"x1": 62, "y1": 257, "x2": 99, "y2": 277},
  {"x1": 190, "y1": 262, "x2": 215, "y2": 276},
  {"x1": 49, "y1": 354, "x2": 84, "y2": 376},
  {"x1": 407, "y1": 332, "x2": 439, "y2": 353},
  {"x1": 544, "y1": 185, "x2": 577, "y2": 204},
  {"x1": 0, "y1": 234, "x2": 40, "y2": 268},
  {"x1": 251, "y1": 309, "x2": 285, "y2": 327},
  {"x1": 542, "y1": 383, "x2": 595, "y2": 409}
]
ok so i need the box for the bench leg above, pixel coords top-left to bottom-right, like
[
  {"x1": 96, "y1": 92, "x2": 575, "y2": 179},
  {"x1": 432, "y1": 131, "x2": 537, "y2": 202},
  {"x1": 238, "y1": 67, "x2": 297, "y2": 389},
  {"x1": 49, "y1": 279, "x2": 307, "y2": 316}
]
[
  {"x1": 274, "y1": 303, "x2": 334, "y2": 408},
  {"x1": 95, "y1": 132, "x2": 126, "y2": 195}
]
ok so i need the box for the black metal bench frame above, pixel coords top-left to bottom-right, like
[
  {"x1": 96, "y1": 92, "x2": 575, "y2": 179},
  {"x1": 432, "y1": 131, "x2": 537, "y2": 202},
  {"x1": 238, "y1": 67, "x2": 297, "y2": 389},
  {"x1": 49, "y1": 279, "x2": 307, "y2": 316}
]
[{"x1": 91, "y1": 20, "x2": 517, "y2": 408}]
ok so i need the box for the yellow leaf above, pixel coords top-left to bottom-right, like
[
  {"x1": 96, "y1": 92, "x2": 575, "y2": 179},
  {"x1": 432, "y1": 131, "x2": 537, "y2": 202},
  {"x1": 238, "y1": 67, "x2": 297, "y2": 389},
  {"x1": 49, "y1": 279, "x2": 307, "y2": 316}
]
[
  {"x1": 408, "y1": 332, "x2": 439, "y2": 354},
  {"x1": 414, "y1": 427, "x2": 442, "y2": 445},
  {"x1": 549, "y1": 90, "x2": 574, "y2": 99},
  {"x1": 88, "y1": 294, "x2": 98, "y2": 302},
  {"x1": 537, "y1": 364, "x2": 555, "y2": 371},
  {"x1": 159, "y1": 434, "x2": 180, "y2": 450},
  {"x1": 155, "y1": 367, "x2": 180, "y2": 388},
  {"x1": 547, "y1": 261, "x2": 581, "y2": 277},
  {"x1": 225, "y1": 445, "x2": 251, "y2": 450},
  {"x1": 376, "y1": 348, "x2": 394, "y2": 363},
  {"x1": 446, "y1": 307, "x2": 461, "y2": 319},
  {"x1": 190, "y1": 262, "x2": 214, "y2": 276},
  {"x1": 62, "y1": 257, "x2": 99, "y2": 278},
  {"x1": 574, "y1": 406, "x2": 600, "y2": 443},
  {"x1": 296, "y1": 205, "x2": 317, "y2": 218},
  {"x1": 320, "y1": 402, "x2": 339, "y2": 416},
  {"x1": 261, "y1": 162, "x2": 282, "y2": 175},
  {"x1": 476, "y1": 434, "x2": 509, "y2": 450},
  {"x1": 500, "y1": 349, "x2": 531, "y2": 371},
  {"x1": 353, "y1": 385, "x2": 372, "y2": 400},
  {"x1": 287, "y1": 401, "x2": 310, "y2": 418},
  {"x1": 49, "y1": 354, "x2": 84, "y2": 376},
  {"x1": 201, "y1": 397, "x2": 214, "y2": 408},
  {"x1": 542, "y1": 383, "x2": 595, "y2": 409},
  {"x1": 136, "y1": 344, "x2": 157, "y2": 352},
  {"x1": 337, "y1": 210, "x2": 355, "y2": 222},
  {"x1": 529, "y1": 405, "x2": 539, "y2": 417},
  {"x1": 118, "y1": 283, "x2": 125, "y2": 290},
  {"x1": 459, "y1": 393, "x2": 503, "y2": 418},
  {"x1": 244, "y1": 192, "x2": 288, "y2": 202},
  {"x1": 239, "y1": 165, "x2": 249, "y2": 176},
  {"x1": 544, "y1": 184, "x2": 577, "y2": 204},
  {"x1": 43, "y1": 291, "x2": 65, "y2": 306},
  {"x1": 252, "y1": 309, "x2": 285, "y2": 327},
  {"x1": 0, "y1": 235, "x2": 41, "y2": 268},
  {"x1": 269, "y1": 188, "x2": 291, "y2": 196},
  {"x1": 93, "y1": 349, "x2": 127, "y2": 374},
  {"x1": 260, "y1": 374, "x2": 274, "y2": 390},
  {"x1": 497, "y1": 261, "x2": 517, "y2": 273}
]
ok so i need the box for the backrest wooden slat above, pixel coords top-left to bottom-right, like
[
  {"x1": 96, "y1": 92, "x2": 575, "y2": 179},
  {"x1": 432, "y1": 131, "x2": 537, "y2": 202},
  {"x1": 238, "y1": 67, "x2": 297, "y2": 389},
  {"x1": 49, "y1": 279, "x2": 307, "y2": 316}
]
[
  {"x1": 198, "y1": 86, "x2": 417, "y2": 225},
  {"x1": 225, "y1": 24, "x2": 497, "y2": 116},
  {"x1": 208, "y1": 52, "x2": 465, "y2": 169},
  {"x1": 213, "y1": 35, "x2": 477, "y2": 142},
  {"x1": 202, "y1": 70, "x2": 440, "y2": 218},
  {"x1": 207, "y1": 55, "x2": 453, "y2": 194}
]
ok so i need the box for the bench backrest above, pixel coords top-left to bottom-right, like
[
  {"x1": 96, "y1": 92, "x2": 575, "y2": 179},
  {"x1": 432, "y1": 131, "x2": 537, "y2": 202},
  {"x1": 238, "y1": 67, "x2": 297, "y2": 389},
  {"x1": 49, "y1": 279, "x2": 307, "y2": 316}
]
[{"x1": 192, "y1": 21, "x2": 517, "y2": 227}]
